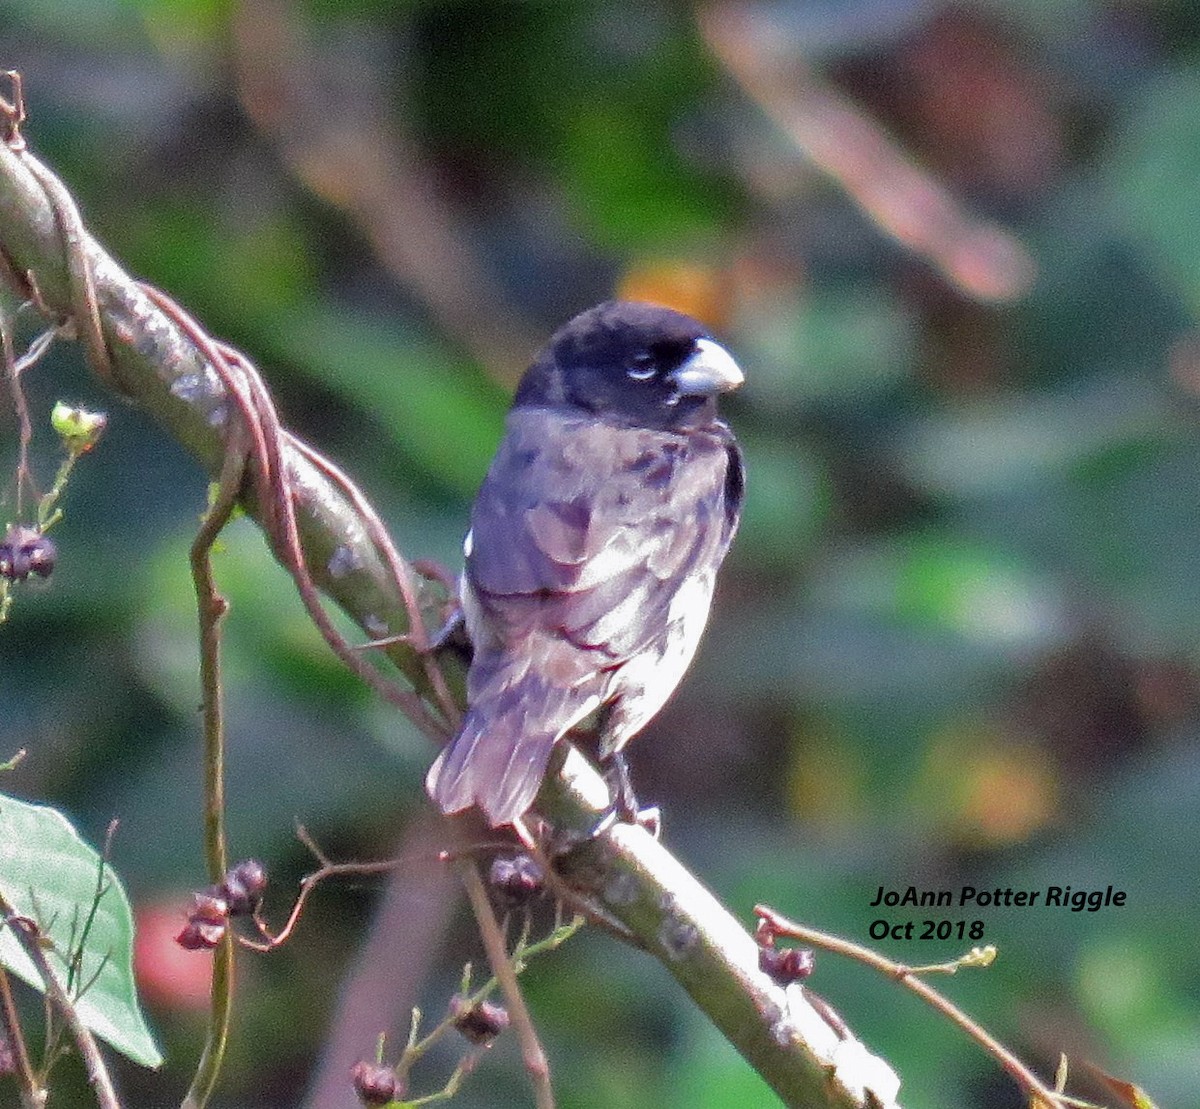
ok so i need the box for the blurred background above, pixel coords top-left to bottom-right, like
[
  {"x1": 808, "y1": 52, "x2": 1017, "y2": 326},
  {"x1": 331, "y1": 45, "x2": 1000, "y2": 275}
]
[{"x1": 1, "y1": 1, "x2": 1198, "y2": 1106}]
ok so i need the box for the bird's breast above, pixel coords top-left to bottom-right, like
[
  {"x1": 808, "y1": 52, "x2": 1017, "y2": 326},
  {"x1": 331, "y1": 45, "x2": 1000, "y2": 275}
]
[{"x1": 600, "y1": 569, "x2": 717, "y2": 755}]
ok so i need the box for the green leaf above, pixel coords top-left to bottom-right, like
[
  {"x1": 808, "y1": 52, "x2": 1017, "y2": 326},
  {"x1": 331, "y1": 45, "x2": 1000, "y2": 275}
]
[{"x1": 0, "y1": 793, "x2": 163, "y2": 1068}]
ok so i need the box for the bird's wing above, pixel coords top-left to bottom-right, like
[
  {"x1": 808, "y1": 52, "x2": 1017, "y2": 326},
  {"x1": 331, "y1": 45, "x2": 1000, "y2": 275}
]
[
  {"x1": 429, "y1": 409, "x2": 742, "y2": 825},
  {"x1": 465, "y1": 408, "x2": 739, "y2": 661}
]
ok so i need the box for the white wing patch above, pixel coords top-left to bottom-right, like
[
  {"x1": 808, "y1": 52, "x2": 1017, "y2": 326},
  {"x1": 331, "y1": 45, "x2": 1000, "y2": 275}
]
[{"x1": 459, "y1": 571, "x2": 491, "y2": 653}]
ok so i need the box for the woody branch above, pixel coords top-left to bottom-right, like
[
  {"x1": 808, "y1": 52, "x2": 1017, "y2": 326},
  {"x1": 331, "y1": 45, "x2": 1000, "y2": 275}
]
[{"x1": 0, "y1": 94, "x2": 896, "y2": 1109}]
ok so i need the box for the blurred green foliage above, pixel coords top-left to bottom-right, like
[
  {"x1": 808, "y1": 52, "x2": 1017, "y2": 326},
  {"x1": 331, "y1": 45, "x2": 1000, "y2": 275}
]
[{"x1": 2, "y1": 1, "x2": 1200, "y2": 1107}]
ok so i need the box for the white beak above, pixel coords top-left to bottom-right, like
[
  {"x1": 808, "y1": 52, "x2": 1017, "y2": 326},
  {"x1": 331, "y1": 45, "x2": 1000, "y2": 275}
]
[{"x1": 669, "y1": 338, "x2": 745, "y2": 397}]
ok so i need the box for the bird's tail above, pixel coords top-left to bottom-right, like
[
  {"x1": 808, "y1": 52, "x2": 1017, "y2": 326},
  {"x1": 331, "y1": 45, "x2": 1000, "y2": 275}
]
[{"x1": 426, "y1": 673, "x2": 581, "y2": 826}]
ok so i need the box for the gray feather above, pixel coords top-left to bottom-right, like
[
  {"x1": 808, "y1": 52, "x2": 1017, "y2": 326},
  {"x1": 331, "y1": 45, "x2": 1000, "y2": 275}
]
[{"x1": 426, "y1": 663, "x2": 600, "y2": 825}]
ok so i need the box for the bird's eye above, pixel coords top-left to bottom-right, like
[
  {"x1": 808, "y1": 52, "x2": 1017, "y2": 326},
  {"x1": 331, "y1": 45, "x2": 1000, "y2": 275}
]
[{"x1": 626, "y1": 353, "x2": 657, "y2": 381}]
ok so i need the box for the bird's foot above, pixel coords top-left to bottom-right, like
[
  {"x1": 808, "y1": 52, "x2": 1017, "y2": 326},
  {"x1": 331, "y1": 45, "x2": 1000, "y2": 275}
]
[
  {"x1": 603, "y1": 750, "x2": 639, "y2": 820},
  {"x1": 543, "y1": 752, "x2": 662, "y2": 856},
  {"x1": 601, "y1": 753, "x2": 662, "y2": 839}
]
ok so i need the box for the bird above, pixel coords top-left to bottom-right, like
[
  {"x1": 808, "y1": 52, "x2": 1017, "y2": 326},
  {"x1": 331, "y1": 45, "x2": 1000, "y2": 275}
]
[{"x1": 426, "y1": 300, "x2": 745, "y2": 826}]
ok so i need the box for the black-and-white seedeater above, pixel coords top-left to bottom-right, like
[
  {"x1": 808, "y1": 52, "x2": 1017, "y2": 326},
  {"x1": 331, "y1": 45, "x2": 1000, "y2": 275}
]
[{"x1": 426, "y1": 300, "x2": 744, "y2": 826}]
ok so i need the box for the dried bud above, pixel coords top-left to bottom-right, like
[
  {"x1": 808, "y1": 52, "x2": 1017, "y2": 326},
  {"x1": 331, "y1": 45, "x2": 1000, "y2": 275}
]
[
  {"x1": 758, "y1": 945, "x2": 814, "y2": 986},
  {"x1": 350, "y1": 1060, "x2": 399, "y2": 1105},
  {"x1": 451, "y1": 995, "x2": 510, "y2": 1045},
  {"x1": 0, "y1": 525, "x2": 57, "y2": 583},
  {"x1": 189, "y1": 890, "x2": 229, "y2": 925},
  {"x1": 176, "y1": 919, "x2": 225, "y2": 950},
  {"x1": 221, "y1": 859, "x2": 267, "y2": 916},
  {"x1": 0, "y1": 1034, "x2": 14, "y2": 1076},
  {"x1": 23, "y1": 534, "x2": 56, "y2": 579},
  {"x1": 488, "y1": 853, "x2": 544, "y2": 907}
]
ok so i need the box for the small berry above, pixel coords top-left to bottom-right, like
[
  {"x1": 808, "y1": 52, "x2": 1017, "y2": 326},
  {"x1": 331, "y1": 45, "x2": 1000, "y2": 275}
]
[
  {"x1": 176, "y1": 919, "x2": 225, "y2": 950},
  {"x1": 759, "y1": 945, "x2": 814, "y2": 986},
  {"x1": 350, "y1": 1060, "x2": 399, "y2": 1105},
  {"x1": 189, "y1": 890, "x2": 229, "y2": 925},
  {"x1": 0, "y1": 525, "x2": 57, "y2": 583},
  {"x1": 488, "y1": 854, "x2": 544, "y2": 907},
  {"x1": 450, "y1": 995, "x2": 511, "y2": 1045},
  {"x1": 221, "y1": 859, "x2": 267, "y2": 915}
]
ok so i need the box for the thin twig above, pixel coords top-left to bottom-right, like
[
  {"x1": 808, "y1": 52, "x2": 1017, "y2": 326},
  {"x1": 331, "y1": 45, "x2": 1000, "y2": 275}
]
[
  {"x1": 459, "y1": 861, "x2": 554, "y2": 1109},
  {"x1": 755, "y1": 905, "x2": 1094, "y2": 1109},
  {"x1": 0, "y1": 896, "x2": 121, "y2": 1109},
  {"x1": 0, "y1": 964, "x2": 44, "y2": 1108},
  {"x1": 0, "y1": 297, "x2": 32, "y2": 513},
  {"x1": 180, "y1": 443, "x2": 249, "y2": 1109},
  {"x1": 0, "y1": 288, "x2": 59, "y2": 520},
  {"x1": 288, "y1": 436, "x2": 462, "y2": 730},
  {"x1": 66, "y1": 821, "x2": 118, "y2": 1000},
  {"x1": 401, "y1": 911, "x2": 583, "y2": 1075},
  {"x1": 301, "y1": 815, "x2": 463, "y2": 1109},
  {"x1": 240, "y1": 831, "x2": 413, "y2": 953},
  {"x1": 699, "y1": 3, "x2": 1035, "y2": 303}
]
